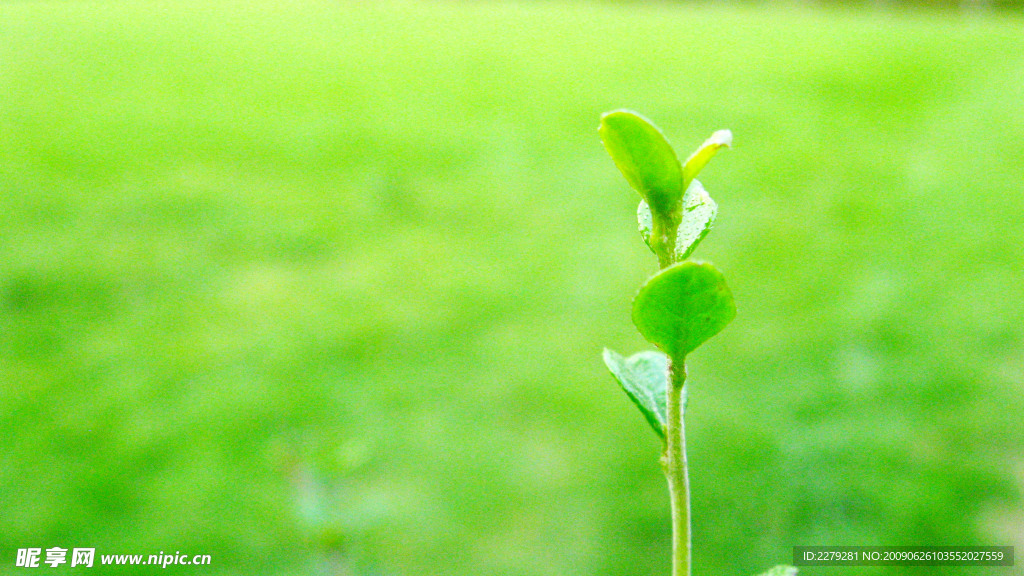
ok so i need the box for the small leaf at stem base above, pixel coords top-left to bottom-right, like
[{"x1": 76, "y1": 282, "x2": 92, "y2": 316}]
[{"x1": 602, "y1": 348, "x2": 671, "y2": 439}]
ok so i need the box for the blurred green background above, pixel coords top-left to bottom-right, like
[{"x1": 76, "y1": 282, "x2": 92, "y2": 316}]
[{"x1": 2, "y1": 1, "x2": 1023, "y2": 575}]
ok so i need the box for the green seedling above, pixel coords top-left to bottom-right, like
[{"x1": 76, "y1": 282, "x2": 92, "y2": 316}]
[{"x1": 599, "y1": 110, "x2": 795, "y2": 576}]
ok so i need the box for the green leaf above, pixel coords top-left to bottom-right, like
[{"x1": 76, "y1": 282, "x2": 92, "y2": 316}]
[
  {"x1": 638, "y1": 180, "x2": 718, "y2": 260},
  {"x1": 755, "y1": 566, "x2": 798, "y2": 576},
  {"x1": 599, "y1": 110, "x2": 684, "y2": 217},
  {"x1": 632, "y1": 261, "x2": 736, "y2": 360},
  {"x1": 602, "y1": 348, "x2": 670, "y2": 439},
  {"x1": 682, "y1": 129, "x2": 732, "y2": 190},
  {"x1": 675, "y1": 180, "x2": 718, "y2": 261},
  {"x1": 637, "y1": 199, "x2": 654, "y2": 252}
]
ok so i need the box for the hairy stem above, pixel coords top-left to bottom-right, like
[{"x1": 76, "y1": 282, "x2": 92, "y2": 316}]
[{"x1": 665, "y1": 358, "x2": 690, "y2": 576}]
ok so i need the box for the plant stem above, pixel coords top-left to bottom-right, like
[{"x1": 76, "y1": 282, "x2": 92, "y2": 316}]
[
  {"x1": 651, "y1": 214, "x2": 679, "y2": 270},
  {"x1": 656, "y1": 208, "x2": 689, "y2": 576},
  {"x1": 665, "y1": 358, "x2": 690, "y2": 576}
]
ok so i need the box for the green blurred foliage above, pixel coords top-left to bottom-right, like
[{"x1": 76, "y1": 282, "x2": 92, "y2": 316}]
[{"x1": 1, "y1": 2, "x2": 1023, "y2": 575}]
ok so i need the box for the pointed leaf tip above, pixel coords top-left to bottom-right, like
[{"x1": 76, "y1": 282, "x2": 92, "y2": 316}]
[
  {"x1": 708, "y1": 129, "x2": 733, "y2": 148},
  {"x1": 682, "y1": 128, "x2": 733, "y2": 189}
]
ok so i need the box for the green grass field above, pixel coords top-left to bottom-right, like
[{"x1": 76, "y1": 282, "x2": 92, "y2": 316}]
[{"x1": 2, "y1": 1, "x2": 1023, "y2": 575}]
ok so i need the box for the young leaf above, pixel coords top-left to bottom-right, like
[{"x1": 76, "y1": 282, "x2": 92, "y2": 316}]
[
  {"x1": 602, "y1": 348, "x2": 670, "y2": 439},
  {"x1": 632, "y1": 261, "x2": 736, "y2": 360},
  {"x1": 755, "y1": 566, "x2": 798, "y2": 576},
  {"x1": 638, "y1": 180, "x2": 718, "y2": 260},
  {"x1": 682, "y1": 129, "x2": 732, "y2": 190},
  {"x1": 599, "y1": 110, "x2": 684, "y2": 217},
  {"x1": 637, "y1": 199, "x2": 654, "y2": 252},
  {"x1": 674, "y1": 180, "x2": 718, "y2": 261}
]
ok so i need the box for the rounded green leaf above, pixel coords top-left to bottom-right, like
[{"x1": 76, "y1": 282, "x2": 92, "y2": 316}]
[
  {"x1": 632, "y1": 261, "x2": 736, "y2": 359},
  {"x1": 599, "y1": 110, "x2": 684, "y2": 216}
]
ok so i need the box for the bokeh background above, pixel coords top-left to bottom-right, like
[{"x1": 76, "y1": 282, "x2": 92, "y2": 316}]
[{"x1": 2, "y1": 1, "x2": 1023, "y2": 575}]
